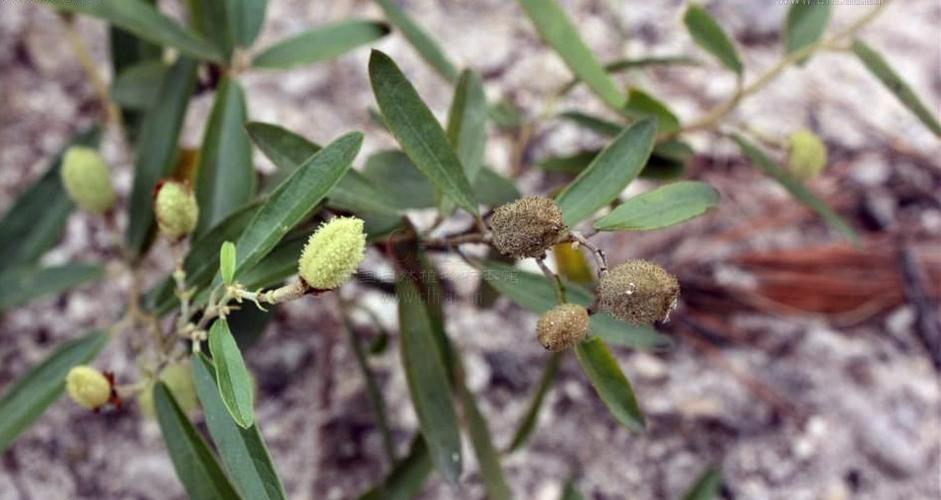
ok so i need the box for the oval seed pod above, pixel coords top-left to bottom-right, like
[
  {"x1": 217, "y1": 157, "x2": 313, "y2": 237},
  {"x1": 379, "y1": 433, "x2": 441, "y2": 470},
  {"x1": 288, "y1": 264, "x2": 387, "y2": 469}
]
[
  {"x1": 536, "y1": 303, "x2": 590, "y2": 351},
  {"x1": 138, "y1": 361, "x2": 199, "y2": 418},
  {"x1": 60, "y1": 146, "x2": 116, "y2": 214},
  {"x1": 491, "y1": 196, "x2": 567, "y2": 258},
  {"x1": 598, "y1": 260, "x2": 679, "y2": 324},
  {"x1": 298, "y1": 217, "x2": 367, "y2": 289},
  {"x1": 787, "y1": 129, "x2": 827, "y2": 181},
  {"x1": 65, "y1": 365, "x2": 112, "y2": 410},
  {"x1": 154, "y1": 180, "x2": 199, "y2": 240}
]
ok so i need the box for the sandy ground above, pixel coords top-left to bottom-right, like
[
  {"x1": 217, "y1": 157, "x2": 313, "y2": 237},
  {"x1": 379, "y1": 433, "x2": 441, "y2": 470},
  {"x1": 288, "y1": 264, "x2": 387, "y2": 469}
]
[{"x1": 1, "y1": 0, "x2": 939, "y2": 499}]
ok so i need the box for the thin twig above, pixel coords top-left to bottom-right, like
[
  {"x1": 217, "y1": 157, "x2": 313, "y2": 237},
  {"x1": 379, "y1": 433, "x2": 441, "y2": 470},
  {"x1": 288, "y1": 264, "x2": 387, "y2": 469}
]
[
  {"x1": 535, "y1": 257, "x2": 567, "y2": 304},
  {"x1": 568, "y1": 231, "x2": 608, "y2": 276}
]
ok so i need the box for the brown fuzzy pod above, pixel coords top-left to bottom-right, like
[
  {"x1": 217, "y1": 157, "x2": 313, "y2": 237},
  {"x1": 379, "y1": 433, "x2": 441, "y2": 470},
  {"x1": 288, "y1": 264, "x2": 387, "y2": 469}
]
[
  {"x1": 598, "y1": 260, "x2": 679, "y2": 324},
  {"x1": 490, "y1": 196, "x2": 567, "y2": 258},
  {"x1": 536, "y1": 303, "x2": 590, "y2": 351}
]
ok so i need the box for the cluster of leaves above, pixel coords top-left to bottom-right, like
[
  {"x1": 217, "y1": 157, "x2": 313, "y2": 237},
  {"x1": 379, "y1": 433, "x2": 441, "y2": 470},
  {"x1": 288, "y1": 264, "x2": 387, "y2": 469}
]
[{"x1": 0, "y1": 0, "x2": 935, "y2": 498}]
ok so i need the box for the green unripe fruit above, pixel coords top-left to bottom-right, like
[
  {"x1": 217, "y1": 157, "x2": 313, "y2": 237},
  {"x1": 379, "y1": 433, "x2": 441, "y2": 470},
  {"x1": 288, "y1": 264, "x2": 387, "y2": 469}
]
[
  {"x1": 298, "y1": 217, "x2": 366, "y2": 289},
  {"x1": 138, "y1": 361, "x2": 199, "y2": 418},
  {"x1": 537, "y1": 303, "x2": 590, "y2": 351},
  {"x1": 60, "y1": 146, "x2": 116, "y2": 214},
  {"x1": 787, "y1": 129, "x2": 827, "y2": 181},
  {"x1": 66, "y1": 365, "x2": 112, "y2": 410},
  {"x1": 154, "y1": 180, "x2": 199, "y2": 240},
  {"x1": 598, "y1": 260, "x2": 679, "y2": 324},
  {"x1": 491, "y1": 196, "x2": 567, "y2": 258}
]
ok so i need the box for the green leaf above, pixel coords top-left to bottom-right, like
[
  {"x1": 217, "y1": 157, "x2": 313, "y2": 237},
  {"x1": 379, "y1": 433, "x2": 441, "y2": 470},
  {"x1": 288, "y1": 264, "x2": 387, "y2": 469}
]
[
  {"x1": 574, "y1": 337, "x2": 645, "y2": 431},
  {"x1": 358, "y1": 437, "x2": 433, "y2": 500},
  {"x1": 555, "y1": 118, "x2": 657, "y2": 226},
  {"x1": 557, "y1": 110, "x2": 622, "y2": 136},
  {"x1": 369, "y1": 50, "x2": 478, "y2": 215},
  {"x1": 363, "y1": 150, "x2": 437, "y2": 209},
  {"x1": 732, "y1": 133, "x2": 859, "y2": 244},
  {"x1": 253, "y1": 20, "x2": 389, "y2": 69},
  {"x1": 446, "y1": 70, "x2": 488, "y2": 184},
  {"x1": 396, "y1": 279, "x2": 463, "y2": 483},
  {"x1": 784, "y1": 2, "x2": 830, "y2": 64},
  {"x1": 111, "y1": 60, "x2": 167, "y2": 110},
  {"x1": 506, "y1": 351, "x2": 561, "y2": 453},
  {"x1": 559, "y1": 55, "x2": 699, "y2": 96},
  {"x1": 683, "y1": 5, "x2": 743, "y2": 74},
  {"x1": 0, "y1": 330, "x2": 107, "y2": 452},
  {"x1": 517, "y1": 0, "x2": 625, "y2": 109},
  {"x1": 0, "y1": 264, "x2": 105, "y2": 312},
  {"x1": 373, "y1": 0, "x2": 459, "y2": 83},
  {"x1": 192, "y1": 354, "x2": 287, "y2": 500},
  {"x1": 228, "y1": 0, "x2": 267, "y2": 47},
  {"x1": 624, "y1": 88, "x2": 680, "y2": 134},
  {"x1": 208, "y1": 319, "x2": 255, "y2": 428},
  {"x1": 594, "y1": 181, "x2": 719, "y2": 232},
  {"x1": 480, "y1": 260, "x2": 671, "y2": 350},
  {"x1": 852, "y1": 39, "x2": 941, "y2": 137},
  {"x1": 473, "y1": 167, "x2": 521, "y2": 207},
  {"x1": 233, "y1": 132, "x2": 362, "y2": 280},
  {"x1": 43, "y1": 0, "x2": 222, "y2": 61},
  {"x1": 186, "y1": 0, "x2": 233, "y2": 60},
  {"x1": 0, "y1": 127, "x2": 100, "y2": 273},
  {"x1": 560, "y1": 479, "x2": 586, "y2": 500},
  {"x1": 227, "y1": 304, "x2": 273, "y2": 350},
  {"x1": 538, "y1": 150, "x2": 599, "y2": 175},
  {"x1": 153, "y1": 382, "x2": 241, "y2": 500},
  {"x1": 682, "y1": 467, "x2": 721, "y2": 500},
  {"x1": 126, "y1": 57, "x2": 199, "y2": 255},
  {"x1": 458, "y1": 383, "x2": 512, "y2": 500},
  {"x1": 195, "y1": 77, "x2": 256, "y2": 237},
  {"x1": 220, "y1": 241, "x2": 236, "y2": 285}
]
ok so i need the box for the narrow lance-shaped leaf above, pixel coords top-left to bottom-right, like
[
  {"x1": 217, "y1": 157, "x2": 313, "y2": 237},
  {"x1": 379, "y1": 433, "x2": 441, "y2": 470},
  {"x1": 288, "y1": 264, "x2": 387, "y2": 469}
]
[
  {"x1": 624, "y1": 88, "x2": 681, "y2": 134},
  {"x1": 594, "y1": 181, "x2": 720, "y2": 232},
  {"x1": 186, "y1": 0, "x2": 233, "y2": 60},
  {"x1": 784, "y1": 2, "x2": 830, "y2": 64},
  {"x1": 446, "y1": 69, "x2": 488, "y2": 184},
  {"x1": 0, "y1": 330, "x2": 108, "y2": 452},
  {"x1": 506, "y1": 351, "x2": 561, "y2": 453},
  {"x1": 42, "y1": 0, "x2": 222, "y2": 61},
  {"x1": 396, "y1": 279, "x2": 463, "y2": 483},
  {"x1": 208, "y1": 319, "x2": 255, "y2": 428},
  {"x1": 153, "y1": 383, "x2": 241, "y2": 500},
  {"x1": 0, "y1": 264, "x2": 105, "y2": 312},
  {"x1": 732, "y1": 133, "x2": 859, "y2": 244},
  {"x1": 682, "y1": 467, "x2": 722, "y2": 500},
  {"x1": 851, "y1": 39, "x2": 941, "y2": 137},
  {"x1": 373, "y1": 0, "x2": 459, "y2": 83},
  {"x1": 517, "y1": 0, "x2": 625, "y2": 110},
  {"x1": 369, "y1": 50, "x2": 478, "y2": 215},
  {"x1": 126, "y1": 57, "x2": 198, "y2": 255},
  {"x1": 233, "y1": 132, "x2": 362, "y2": 280},
  {"x1": 358, "y1": 437, "x2": 433, "y2": 500},
  {"x1": 574, "y1": 337, "x2": 645, "y2": 431},
  {"x1": 111, "y1": 60, "x2": 167, "y2": 110},
  {"x1": 253, "y1": 20, "x2": 390, "y2": 69},
  {"x1": 229, "y1": 0, "x2": 267, "y2": 47},
  {"x1": 555, "y1": 117, "x2": 657, "y2": 226},
  {"x1": 558, "y1": 55, "x2": 699, "y2": 96},
  {"x1": 561, "y1": 479, "x2": 587, "y2": 500},
  {"x1": 220, "y1": 241, "x2": 236, "y2": 285},
  {"x1": 0, "y1": 127, "x2": 100, "y2": 272},
  {"x1": 192, "y1": 354, "x2": 287, "y2": 500},
  {"x1": 195, "y1": 77, "x2": 256, "y2": 237},
  {"x1": 458, "y1": 382, "x2": 512, "y2": 500},
  {"x1": 683, "y1": 5, "x2": 743, "y2": 74}
]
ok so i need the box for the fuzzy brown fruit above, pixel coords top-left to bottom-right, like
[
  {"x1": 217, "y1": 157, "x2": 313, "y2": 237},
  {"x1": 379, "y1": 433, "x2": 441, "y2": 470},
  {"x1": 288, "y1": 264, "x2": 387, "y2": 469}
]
[
  {"x1": 536, "y1": 303, "x2": 590, "y2": 351},
  {"x1": 598, "y1": 260, "x2": 679, "y2": 324},
  {"x1": 491, "y1": 196, "x2": 567, "y2": 258}
]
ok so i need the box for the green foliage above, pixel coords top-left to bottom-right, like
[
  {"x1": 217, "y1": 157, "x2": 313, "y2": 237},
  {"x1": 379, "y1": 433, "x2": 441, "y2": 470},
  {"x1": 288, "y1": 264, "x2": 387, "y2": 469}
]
[
  {"x1": 574, "y1": 337, "x2": 645, "y2": 431},
  {"x1": 0, "y1": 264, "x2": 104, "y2": 312},
  {"x1": 682, "y1": 466, "x2": 722, "y2": 500},
  {"x1": 784, "y1": 2, "x2": 831, "y2": 63},
  {"x1": 253, "y1": 20, "x2": 390, "y2": 69},
  {"x1": 208, "y1": 319, "x2": 255, "y2": 428},
  {"x1": 594, "y1": 181, "x2": 720, "y2": 232},
  {"x1": 683, "y1": 5, "x2": 743, "y2": 75}
]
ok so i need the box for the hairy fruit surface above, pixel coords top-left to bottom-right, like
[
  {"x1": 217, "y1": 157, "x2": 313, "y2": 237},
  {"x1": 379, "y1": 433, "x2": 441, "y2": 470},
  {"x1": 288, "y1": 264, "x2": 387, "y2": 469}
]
[
  {"x1": 491, "y1": 196, "x2": 567, "y2": 258},
  {"x1": 598, "y1": 260, "x2": 679, "y2": 324}
]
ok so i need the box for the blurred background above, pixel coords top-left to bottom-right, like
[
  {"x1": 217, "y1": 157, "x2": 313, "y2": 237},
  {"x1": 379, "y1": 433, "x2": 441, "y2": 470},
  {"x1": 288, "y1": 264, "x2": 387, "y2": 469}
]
[{"x1": 0, "y1": 0, "x2": 938, "y2": 498}]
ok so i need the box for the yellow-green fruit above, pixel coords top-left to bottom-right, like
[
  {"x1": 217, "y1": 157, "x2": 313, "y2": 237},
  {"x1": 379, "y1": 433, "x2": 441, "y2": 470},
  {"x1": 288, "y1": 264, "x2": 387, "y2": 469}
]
[
  {"x1": 154, "y1": 181, "x2": 199, "y2": 240},
  {"x1": 65, "y1": 365, "x2": 112, "y2": 410},
  {"x1": 298, "y1": 217, "x2": 366, "y2": 289},
  {"x1": 536, "y1": 303, "x2": 590, "y2": 351},
  {"x1": 598, "y1": 260, "x2": 679, "y2": 324},
  {"x1": 787, "y1": 129, "x2": 827, "y2": 181},
  {"x1": 138, "y1": 361, "x2": 199, "y2": 418},
  {"x1": 491, "y1": 196, "x2": 567, "y2": 258},
  {"x1": 60, "y1": 146, "x2": 116, "y2": 213}
]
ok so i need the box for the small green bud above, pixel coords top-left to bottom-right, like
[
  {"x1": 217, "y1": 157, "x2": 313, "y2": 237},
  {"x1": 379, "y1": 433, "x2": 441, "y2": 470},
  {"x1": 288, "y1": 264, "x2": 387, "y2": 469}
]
[
  {"x1": 787, "y1": 129, "x2": 827, "y2": 181},
  {"x1": 491, "y1": 196, "x2": 567, "y2": 258},
  {"x1": 298, "y1": 217, "x2": 366, "y2": 289},
  {"x1": 537, "y1": 303, "x2": 590, "y2": 351},
  {"x1": 60, "y1": 146, "x2": 116, "y2": 214},
  {"x1": 138, "y1": 361, "x2": 199, "y2": 418},
  {"x1": 65, "y1": 365, "x2": 112, "y2": 410},
  {"x1": 154, "y1": 180, "x2": 199, "y2": 240},
  {"x1": 598, "y1": 260, "x2": 679, "y2": 324}
]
